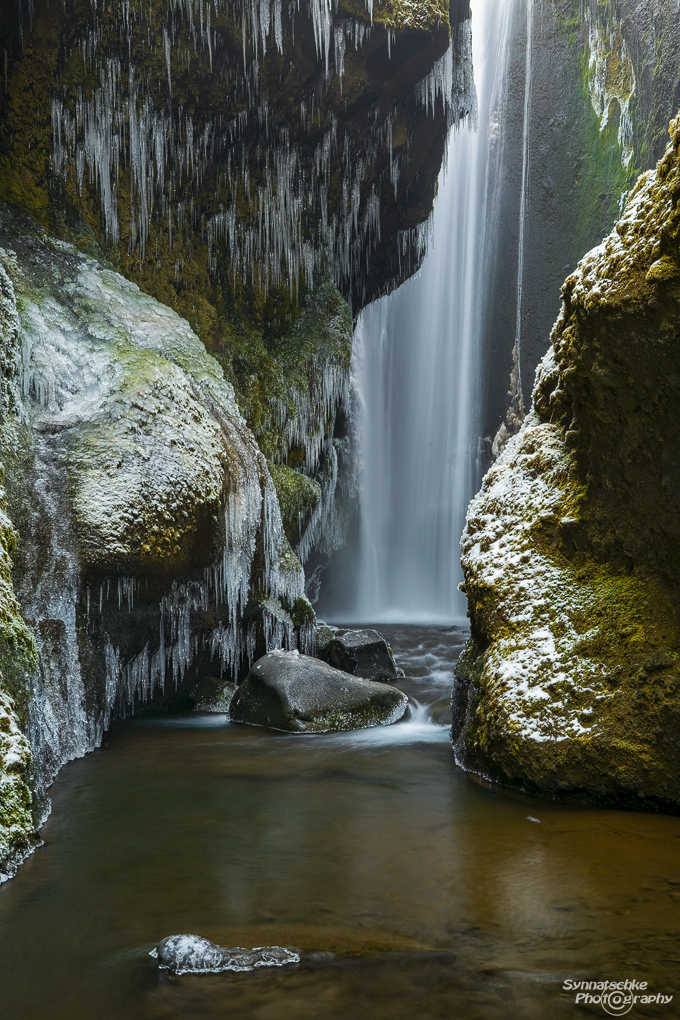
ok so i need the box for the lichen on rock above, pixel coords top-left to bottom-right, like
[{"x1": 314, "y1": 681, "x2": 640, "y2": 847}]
[
  {"x1": 0, "y1": 262, "x2": 38, "y2": 880},
  {"x1": 455, "y1": 114, "x2": 680, "y2": 809},
  {"x1": 0, "y1": 204, "x2": 316, "y2": 819}
]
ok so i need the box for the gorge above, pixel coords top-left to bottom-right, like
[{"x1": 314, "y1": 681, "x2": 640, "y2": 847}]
[{"x1": 2, "y1": 0, "x2": 680, "y2": 1016}]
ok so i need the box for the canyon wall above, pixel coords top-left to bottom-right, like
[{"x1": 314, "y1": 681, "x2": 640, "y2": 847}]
[
  {"x1": 481, "y1": 0, "x2": 680, "y2": 456},
  {"x1": 455, "y1": 115, "x2": 680, "y2": 810},
  {"x1": 0, "y1": 0, "x2": 473, "y2": 877}
]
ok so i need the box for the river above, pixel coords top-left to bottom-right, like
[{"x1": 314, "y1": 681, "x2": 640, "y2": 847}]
[{"x1": 1, "y1": 626, "x2": 679, "y2": 1019}]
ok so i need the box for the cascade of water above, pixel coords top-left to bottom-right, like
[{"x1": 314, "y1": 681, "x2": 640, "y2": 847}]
[
  {"x1": 512, "y1": 0, "x2": 534, "y2": 415},
  {"x1": 346, "y1": 0, "x2": 520, "y2": 624}
]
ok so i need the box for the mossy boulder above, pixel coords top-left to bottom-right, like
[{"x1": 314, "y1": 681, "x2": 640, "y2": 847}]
[
  {"x1": 0, "y1": 206, "x2": 313, "y2": 822},
  {"x1": 1, "y1": 204, "x2": 285, "y2": 583},
  {"x1": 0, "y1": 684, "x2": 36, "y2": 882},
  {"x1": 455, "y1": 115, "x2": 680, "y2": 810},
  {"x1": 230, "y1": 649, "x2": 408, "y2": 733}
]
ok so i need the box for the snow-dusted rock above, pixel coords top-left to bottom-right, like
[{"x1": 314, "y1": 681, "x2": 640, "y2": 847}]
[
  {"x1": 454, "y1": 117, "x2": 680, "y2": 808},
  {"x1": 150, "y1": 934, "x2": 299, "y2": 974},
  {"x1": 0, "y1": 207, "x2": 311, "y2": 825}
]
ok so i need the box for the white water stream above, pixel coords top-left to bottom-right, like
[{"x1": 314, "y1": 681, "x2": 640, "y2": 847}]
[{"x1": 349, "y1": 0, "x2": 524, "y2": 624}]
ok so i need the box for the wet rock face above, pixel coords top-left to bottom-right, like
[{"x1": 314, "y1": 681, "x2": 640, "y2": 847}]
[
  {"x1": 0, "y1": 686, "x2": 36, "y2": 883},
  {"x1": 0, "y1": 0, "x2": 474, "y2": 609},
  {"x1": 151, "y1": 935, "x2": 299, "y2": 974},
  {"x1": 479, "y1": 0, "x2": 680, "y2": 458},
  {"x1": 320, "y1": 628, "x2": 398, "y2": 681},
  {"x1": 191, "y1": 678, "x2": 237, "y2": 714},
  {"x1": 455, "y1": 117, "x2": 680, "y2": 810},
  {"x1": 0, "y1": 0, "x2": 470, "y2": 316},
  {"x1": 230, "y1": 648, "x2": 408, "y2": 732},
  {"x1": 0, "y1": 205, "x2": 312, "y2": 801}
]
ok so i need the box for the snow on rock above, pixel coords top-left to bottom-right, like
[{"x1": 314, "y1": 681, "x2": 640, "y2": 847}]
[
  {"x1": 0, "y1": 686, "x2": 36, "y2": 884},
  {"x1": 459, "y1": 408, "x2": 606, "y2": 746},
  {"x1": 0, "y1": 207, "x2": 309, "y2": 811},
  {"x1": 454, "y1": 116, "x2": 680, "y2": 807},
  {"x1": 150, "y1": 934, "x2": 300, "y2": 974}
]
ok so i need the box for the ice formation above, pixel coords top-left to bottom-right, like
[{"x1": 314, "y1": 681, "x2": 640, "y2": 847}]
[
  {"x1": 150, "y1": 934, "x2": 300, "y2": 974},
  {"x1": 0, "y1": 215, "x2": 311, "y2": 794},
  {"x1": 47, "y1": 0, "x2": 463, "y2": 304},
  {"x1": 585, "y1": 6, "x2": 636, "y2": 168}
]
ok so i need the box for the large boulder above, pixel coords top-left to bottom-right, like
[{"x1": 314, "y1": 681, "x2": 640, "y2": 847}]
[
  {"x1": 230, "y1": 649, "x2": 408, "y2": 733},
  {"x1": 455, "y1": 116, "x2": 680, "y2": 809},
  {"x1": 0, "y1": 207, "x2": 309, "y2": 809},
  {"x1": 320, "y1": 628, "x2": 398, "y2": 682}
]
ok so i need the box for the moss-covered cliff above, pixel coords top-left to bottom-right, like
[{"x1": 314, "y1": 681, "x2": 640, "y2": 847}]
[
  {"x1": 0, "y1": 262, "x2": 40, "y2": 880},
  {"x1": 0, "y1": 0, "x2": 472, "y2": 573},
  {"x1": 455, "y1": 115, "x2": 680, "y2": 810},
  {"x1": 483, "y1": 0, "x2": 680, "y2": 456}
]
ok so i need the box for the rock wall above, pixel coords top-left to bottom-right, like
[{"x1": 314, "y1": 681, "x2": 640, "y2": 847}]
[
  {"x1": 0, "y1": 0, "x2": 473, "y2": 588},
  {"x1": 0, "y1": 0, "x2": 473, "y2": 879},
  {"x1": 480, "y1": 0, "x2": 680, "y2": 457},
  {"x1": 454, "y1": 116, "x2": 680, "y2": 810},
  {"x1": 0, "y1": 205, "x2": 316, "y2": 878}
]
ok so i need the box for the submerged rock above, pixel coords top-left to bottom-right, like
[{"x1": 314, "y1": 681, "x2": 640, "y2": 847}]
[
  {"x1": 427, "y1": 698, "x2": 452, "y2": 727},
  {"x1": 150, "y1": 934, "x2": 299, "y2": 975},
  {"x1": 230, "y1": 649, "x2": 408, "y2": 733},
  {"x1": 320, "y1": 629, "x2": 398, "y2": 682},
  {"x1": 455, "y1": 116, "x2": 680, "y2": 809}
]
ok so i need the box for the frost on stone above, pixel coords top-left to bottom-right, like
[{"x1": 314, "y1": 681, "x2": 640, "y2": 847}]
[
  {"x1": 0, "y1": 687, "x2": 36, "y2": 884},
  {"x1": 457, "y1": 117, "x2": 680, "y2": 798},
  {"x1": 460, "y1": 409, "x2": 607, "y2": 747},
  {"x1": 151, "y1": 933, "x2": 300, "y2": 974},
  {"x1": 0, "y1": 215, "x2": 310, "y2": 798}
]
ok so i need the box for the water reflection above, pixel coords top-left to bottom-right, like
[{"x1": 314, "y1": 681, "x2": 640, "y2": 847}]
[{"x1": 1, "y1": 626, "x2": 679, "y2": 1018}]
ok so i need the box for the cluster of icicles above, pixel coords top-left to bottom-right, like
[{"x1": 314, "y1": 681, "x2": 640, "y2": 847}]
[
  {"x1": 5, "y1": 256, "x2": 315, "y2": 782},
  {"x1": 48, "y1": 0, "x2": 460, "y2": 304},
  {"x1": 101, "y1": 484, "x2": 315, "y2": 729}
]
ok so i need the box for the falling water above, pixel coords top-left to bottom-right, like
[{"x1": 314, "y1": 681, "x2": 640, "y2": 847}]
[{"x1": 348, "y1": 0, "x2": 522, "y2": 624}]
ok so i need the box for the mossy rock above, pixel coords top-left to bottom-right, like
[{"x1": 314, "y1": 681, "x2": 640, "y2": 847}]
[
  {"x1": 456, "y1": 117, "x2": 680, "y2": 810},
  {"x1": 269, "y1": 464, "x2": 321, "y2": 546}
]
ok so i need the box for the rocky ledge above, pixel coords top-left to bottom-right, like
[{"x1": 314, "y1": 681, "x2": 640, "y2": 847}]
[{"x1": 454, "y1": 115, "x2": 680, "y2": 810}]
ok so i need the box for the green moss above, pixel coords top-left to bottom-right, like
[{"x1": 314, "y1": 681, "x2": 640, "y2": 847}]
[
  {"x1": 573, "y1": 49, "x2": 635, "y2": 256},
  {"x1": 270, "y1": 464, "x2": 321, "y2": 546},
  {"x1": 338, "y1": 0, "x2": 449, "y2": 33}
]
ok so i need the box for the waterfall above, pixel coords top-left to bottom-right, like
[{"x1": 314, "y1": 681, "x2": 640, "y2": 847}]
[
  {"x1": 512, "y1": 0, "x2": 534, "y2": 416},
  {"x1": 344, "y1": 0, "x2": 522, "y2": 624}
]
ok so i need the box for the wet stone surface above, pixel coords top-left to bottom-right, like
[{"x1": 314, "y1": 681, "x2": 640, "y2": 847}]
[
  {"x1": 151, "y1": 935, "x2": 299, "y2": 974},
  {"x1": 229, "y1": 649, "x2": 408, "y2": 733},
  {"x1": 320, "y1": 628, "x2": 399, "y2": 682}
]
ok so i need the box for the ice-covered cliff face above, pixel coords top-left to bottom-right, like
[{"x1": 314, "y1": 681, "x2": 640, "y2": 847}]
[
  {"x1": 455, "y1": 115, "x2": 680, "y2": 810},
  {"x1": 0, "y1": 0, "x2": 473, "y2": 599},
  {"x1": 0, "y1": 0, "x2": 470, "y2": 318},
  {"x1": 0, "y1": 206, "x2": 314, "y2": 878}
]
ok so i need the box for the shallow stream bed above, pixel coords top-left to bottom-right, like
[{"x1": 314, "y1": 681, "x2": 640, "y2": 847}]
[{"x1": 1, "y1": 626, "x2": 680, "y2": 1018}]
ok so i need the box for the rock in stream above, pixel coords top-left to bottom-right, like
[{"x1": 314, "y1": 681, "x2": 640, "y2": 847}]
[
  {"x1": 319, "y1": 628, "x2": 398, "y2": 682},
  {"x1": 150, "y1": 934, "x2": 299, "y2": 974},
  {"x1": 230, "y1": 649, "x2": 408, "y2": 733}
]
